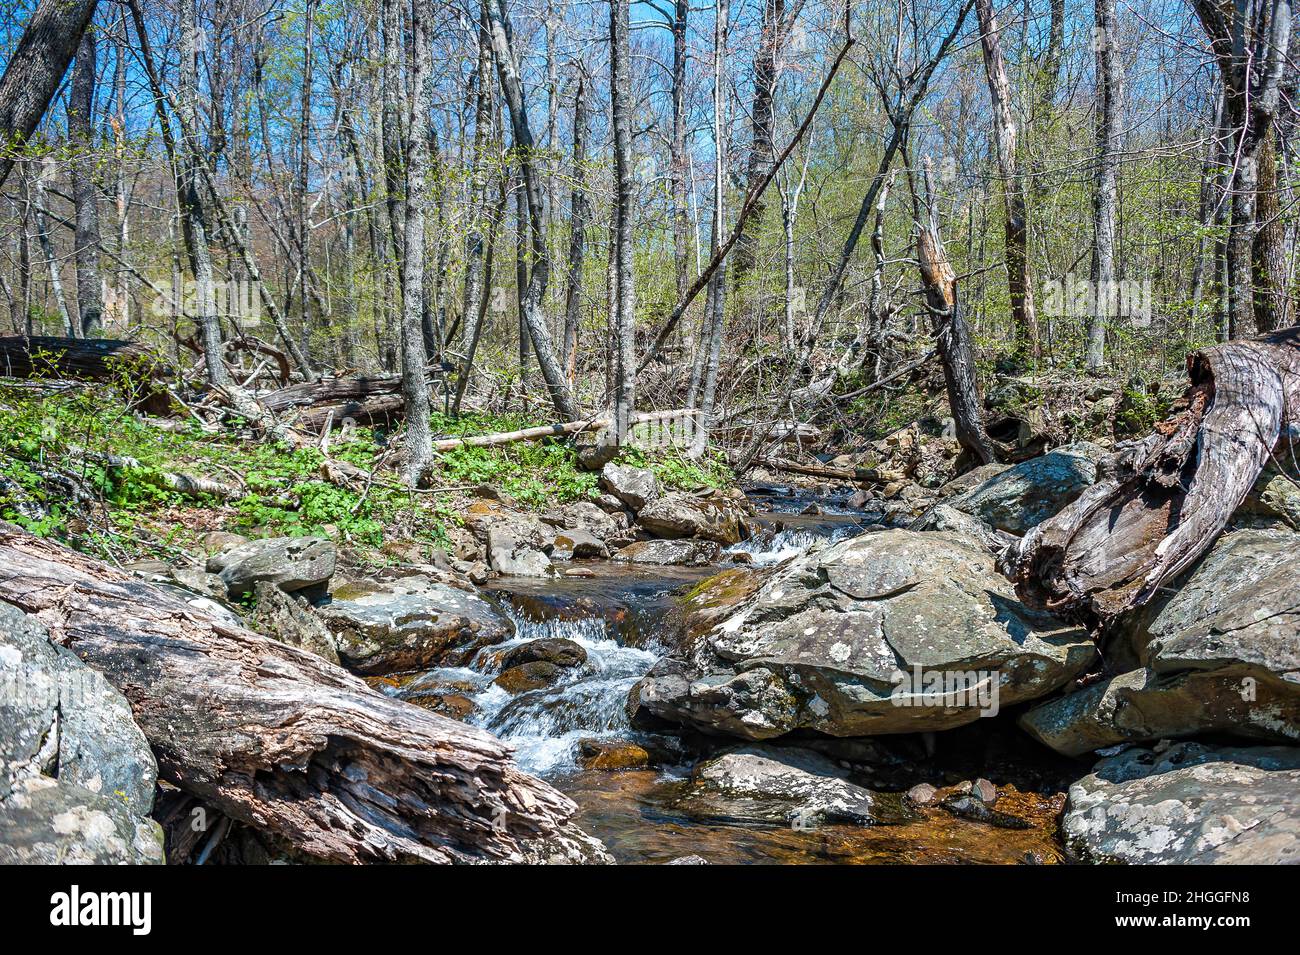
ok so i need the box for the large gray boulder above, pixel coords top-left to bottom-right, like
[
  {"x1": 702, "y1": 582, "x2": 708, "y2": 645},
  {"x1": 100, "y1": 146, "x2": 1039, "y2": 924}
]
[
  {"x1": 0, "y1": 602, "x2": 163, "y2": 864},
  {"x1": 1023, "y1": 527, "x2": 1300, "y2": 755},
  {"x1": 1064, "y1": 742, "x2": 1300, "y2": 864},
  {"x1": 669, "y1": 745, "x2": 911, "y2": 827},
  {"x1": 946, "y1": 442, "x2": 1106, "y2": 535},
  {"x1": 637, "y1": 492, "x2": 752, "y2": 545},
  {"x1": 206, "y1": 535, "x2": 336, "y2": 598},
  {"x1": 631, "y1": 529, "x2": 1095, "y2": 738},
  {"x1": 599, "y1": 462, "x2": 660, "y2": 513},
  {"x1": 319, "y1": 575, "x2": 513, "y2": 674},
  {"x1": 487, "y1": 525, "x2": 554, "y2": 576},
  {"x1": 0, "y1": 777, "x2": 165, "y2": 864},
  {"x1": 1021, "y1": 668, "x2": 1300, "y2": 757}
]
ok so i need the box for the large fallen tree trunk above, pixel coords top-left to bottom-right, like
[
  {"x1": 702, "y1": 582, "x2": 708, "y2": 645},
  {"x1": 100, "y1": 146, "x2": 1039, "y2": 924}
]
[
  {"x1": 0, "y1": 335, "x2": 174, "y2": 415},
  {"x1": 259, "y1": 375, "x2": 407, "y2": 431},
  {"x1": 259, "y1": 374, "x2": 403, "y2": 413},
  {"x1": 0, "y1": 523, "x2": 579, "y2": 863},
  {"x1": 1010, "y1": 327, "x2": 1300, "y2": 624}
]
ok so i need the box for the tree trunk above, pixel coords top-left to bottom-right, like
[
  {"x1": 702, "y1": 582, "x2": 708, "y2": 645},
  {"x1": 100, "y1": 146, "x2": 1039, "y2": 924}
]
[
  {"x1": 459, "y1": 6, "x2": 495, "y2": 390},
  {"x1": 1010, "y1": 326, "x2": 1300, "y2": 624},
  {"x1": 1193, "y1": 0, "x2": 1293, "y2": 340},
  {"x1": 69, "y1": 28, "x2": 103, "y2": 338},
  {"x1": 917, "y1": 159, "x2": 997, "y2": 464},
  {"x1": 296, "y1": 0, "x2": 317, "y2": 373},
  {"x1": 562, "y1": 71, "x2": 588, "y2": 382},
  {"x1": 609, "y1": 0, "x2": 637, "y2": 442},
  {"x1": 400, "y1": 0, "x2": 435, "y2": 485},
  {"x1": 733, "y1": 0, "x2": 801, "y2": 292},
  {"x1": 31, "y1": 160, "x2": 73, "y2": 336},
  {"x1": 0, "y1": 524, "x2": 580, "y2": 864},
  {"x1": 1087, "y1": 0, "x2": 1121, "y2": 370},
  {"x1": 974, "y1": 0, "x2": 1039, "y2": 362},
  {"x1": 670, "y1": 0, "x2": 690, "y2": 303},
  {"x1": 689, "y1": 0, "x2": 729, "y2": 458},
  {"x1": 0, "y1": 0, "x2": 99, "y2": 190},
  {"x1": 485, "y1": 0, "x2": 576, "y2": 419},
  {"x1": 1254, "y1": 129, "x2": 1289, "y2": 332}
]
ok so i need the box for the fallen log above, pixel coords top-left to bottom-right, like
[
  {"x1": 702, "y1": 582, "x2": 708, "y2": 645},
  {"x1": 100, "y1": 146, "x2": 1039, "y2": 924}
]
[
  {"x1": 0, "y1": 335, "x2": 174, "y2": 415},
  {"x1": 0, "y1": 523, "x2": 579, "y2": 863},
  {"x1": 298, "y1": 393, "x2": 405, "y2": 431},
  {"x1": 1009, "y1": 327, "x2": 1300, "y2": 624},
  {"x1": 260, "y1": 374, "x2": 403, "y2": 413},
  {"x1": 431, "y1": 408, "x2": 691, "y2": 452}
]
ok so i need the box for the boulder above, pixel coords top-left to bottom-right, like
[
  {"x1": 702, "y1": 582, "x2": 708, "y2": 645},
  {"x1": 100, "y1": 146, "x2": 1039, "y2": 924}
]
[
  {"x1": 1240, "y1": 458, "x2": 1300, "y2": 529},
  {"x1": 487, "y1": 525, "x2": 553, "y2": 577},
  {"x1": 501, "y1": 637, "x2": 588, "y2": 670},
  {"x1": 1020, "y1": 527, "x2": 1300, "y2": 755},
  {"x1": 494, "y1": 661, "x2": 563, "y2": 694},
  {"x1": 669, "y1": 745, "x2": 913, "y2": 827},
  {"x1": 554, "y1": 500, "x2": 621, "y2": 541},
  {"x1": 0, "y1": 602, "x2": 163, "y2": 863},
  {"x1": 207, "y1": 535, "x2": 336, "y2": 598},
  {"x1": 946, "y1": 442, "x2": 1106, "y2": 535},
  {"x1": 599, "y1": 462, "x2": 660, "y2": 512},
  {"x1": 637, "y1": 492, "x2": 751, "y2": 545},
  {"x1": 631, "y1": 529, "x2": 1095, "y2": 739},
  {"x1": 0, "y1": 777, "x2": 165, "y2": 864},
  {"x1": 612, "y1": 538, "x2": 721, "y2": 566},
  {"x1": 248, "y1": 581, "x2": 341, "y2": 666},
  {"x1": 548, "y1": 528, "x2": 610, "y2": 560},
  {"x1": 1020, "y1": 668, "x2": 1300, "y2": 757},
  {"x1": 319, "y1": 575, "x2": 513, "y2": 674},
  {"x1": 1063, "y1": 742, "x2": 1300, "y2": 864},
  {"x1": 577, "y1": 739, "x2": 651, "y2": 770}
]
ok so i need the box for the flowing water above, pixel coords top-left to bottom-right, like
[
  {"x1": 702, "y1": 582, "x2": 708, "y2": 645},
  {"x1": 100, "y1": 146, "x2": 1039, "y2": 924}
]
[{"x1": 380, "y1": 486, "x2": 1070, "y2": 863}]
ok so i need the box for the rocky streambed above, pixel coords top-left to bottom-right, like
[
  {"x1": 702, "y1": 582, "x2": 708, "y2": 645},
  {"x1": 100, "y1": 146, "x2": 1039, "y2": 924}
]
[{"x1": 5, "y1": 449, "x2": 1296, "y2": 864}]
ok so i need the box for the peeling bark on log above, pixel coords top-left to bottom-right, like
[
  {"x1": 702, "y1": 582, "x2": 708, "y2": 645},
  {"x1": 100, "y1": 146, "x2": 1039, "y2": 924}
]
[
  {"x1": 259, "y1": 376, "x2": 406, "y2": 431},
  {"x1": 0, "y1": 523, "x2": 578, "y2": 863},
  {"x1": 260, "y1": 375, "x2": 403, "y2": 413},
  {"x1": 0, "y1": 336, "x2": 173, "y2": 415},
  {"x1": 1010, "y1": 327, "x2": 1300, "y2": 623}
]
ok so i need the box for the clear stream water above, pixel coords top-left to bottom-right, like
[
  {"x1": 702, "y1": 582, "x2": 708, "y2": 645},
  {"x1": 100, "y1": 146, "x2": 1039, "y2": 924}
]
[{"x1": 381, "y1": 488, "x2": 1070, "y2": 863}]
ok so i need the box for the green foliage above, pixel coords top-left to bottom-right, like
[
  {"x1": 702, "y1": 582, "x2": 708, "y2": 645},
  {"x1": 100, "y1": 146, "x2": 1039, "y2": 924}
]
[
  {"x1": 1114, "y1": 385, "x2": 1171, "y2": 436},
  {"x1": 617, "y1": 445, "x2": 734, "y2": 492}
]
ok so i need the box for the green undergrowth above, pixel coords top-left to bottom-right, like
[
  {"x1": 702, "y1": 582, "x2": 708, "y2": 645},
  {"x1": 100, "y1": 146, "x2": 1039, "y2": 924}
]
[{"x1": 0, "y1": 384, "x2": 736, "y2": 562}]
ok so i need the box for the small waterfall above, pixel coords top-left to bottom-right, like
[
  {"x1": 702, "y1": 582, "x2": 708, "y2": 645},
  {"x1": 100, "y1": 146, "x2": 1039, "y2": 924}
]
[
  {"x1": 464, "y1": 608, "x2": 660, "y2": 776},
  {"x1": 726, "y1": 522, "x2": 861, "y2": 566}
]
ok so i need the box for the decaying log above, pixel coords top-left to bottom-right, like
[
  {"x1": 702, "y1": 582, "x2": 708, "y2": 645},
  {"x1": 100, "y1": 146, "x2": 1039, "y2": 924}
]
[
  {"x1": 259, "y1": 374, "x2": 403, "y2": 413},
  {"x1": 258, "y1": 376, "x2": 407, "y2": 431},
  {"x1": 0, "y1": 335, "x2": 174, "y2": 415},
  {"x1": 1010, "y1": 327, "x2": 1300, "y2": 623},
  {"x1": 298, "y1": 394, "x2": 406, "y2": 431},
  {"x1": 0, "y1": 523, "x2": 579, "y2": 863}
]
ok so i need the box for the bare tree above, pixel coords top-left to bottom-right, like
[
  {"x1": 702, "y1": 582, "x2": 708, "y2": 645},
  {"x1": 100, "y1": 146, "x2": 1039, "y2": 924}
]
[
  {"x1": 484, "y1": 0, "x2": 577, "y2": 419},
  {"x1": 610, "y1": 0, "x2": 637, "y2": 442},
  {"x1": 69, "y1": 28, "x2": 102, "y2": 337},
  {"x1": 400, "y1": 0, "x2": 435, "y2": 484},
  {"x1": 974, "y1": 0, "x2": 1039, "y2": 362},
  {"x1": 1087, "y1": 0, "x2": 1121, "y2": 370},
  {"x1": 1192, "y1": 0, "x2": 1293, "y2": 339}
]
